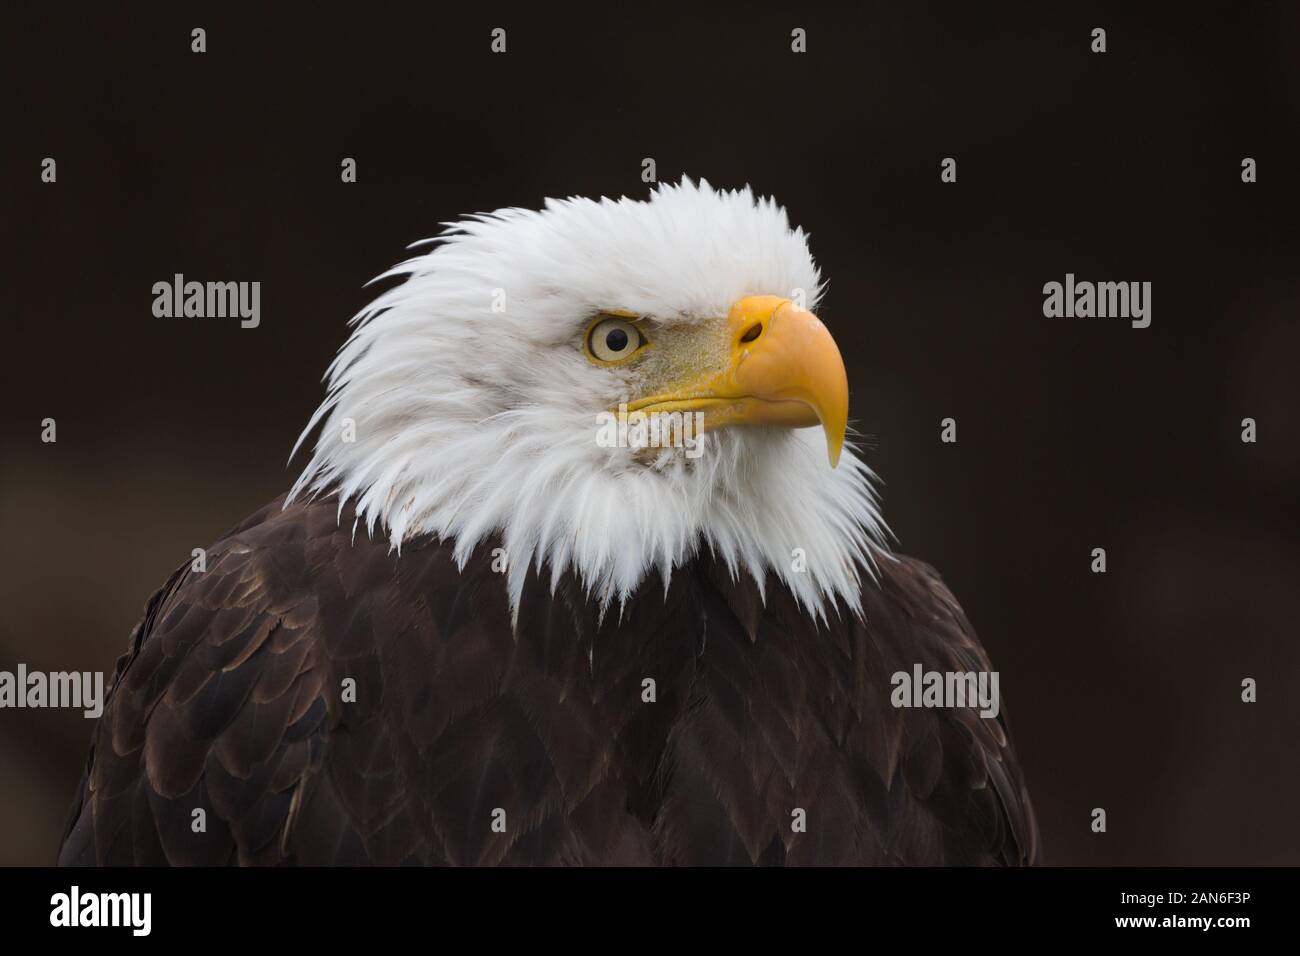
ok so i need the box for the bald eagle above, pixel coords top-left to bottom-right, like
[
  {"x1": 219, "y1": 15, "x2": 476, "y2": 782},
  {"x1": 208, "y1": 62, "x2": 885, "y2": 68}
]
[{"x1": 59, "y1": 180, "x2": 1038, "y2": 866}]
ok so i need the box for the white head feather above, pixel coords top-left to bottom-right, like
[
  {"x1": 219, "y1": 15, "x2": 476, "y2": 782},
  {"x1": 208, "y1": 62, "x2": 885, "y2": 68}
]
[{"x1": 289, "y1": 179, "x2": 891, "y2": 623}]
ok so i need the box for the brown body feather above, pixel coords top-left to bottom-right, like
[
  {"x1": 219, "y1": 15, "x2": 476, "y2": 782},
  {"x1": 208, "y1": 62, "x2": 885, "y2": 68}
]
[{"x1": 58, "y1": 496, "x2": 1038, "y2": 865}]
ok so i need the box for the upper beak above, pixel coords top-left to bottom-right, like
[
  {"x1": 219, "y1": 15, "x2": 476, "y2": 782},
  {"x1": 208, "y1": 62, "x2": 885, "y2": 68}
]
[{"x1": 625, "y1": 295, "x2": 849, "y2": 466}]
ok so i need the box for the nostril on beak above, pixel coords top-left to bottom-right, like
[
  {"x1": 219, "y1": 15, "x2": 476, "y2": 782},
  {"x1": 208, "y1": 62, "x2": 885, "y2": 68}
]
[{"x1": 739, "y1": 322, "x2": 763, "y2": 344}]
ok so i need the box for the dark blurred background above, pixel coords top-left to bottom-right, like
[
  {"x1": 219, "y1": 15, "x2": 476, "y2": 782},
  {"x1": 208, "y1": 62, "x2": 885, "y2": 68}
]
[{"x1": 3, "y1": 2, "x2": 1297, "y2": 865}]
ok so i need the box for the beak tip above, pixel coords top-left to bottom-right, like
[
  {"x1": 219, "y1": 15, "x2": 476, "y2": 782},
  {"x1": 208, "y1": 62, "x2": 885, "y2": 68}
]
[{"x1": 827, "y1": 435, "x2": 843, "y2": 468}]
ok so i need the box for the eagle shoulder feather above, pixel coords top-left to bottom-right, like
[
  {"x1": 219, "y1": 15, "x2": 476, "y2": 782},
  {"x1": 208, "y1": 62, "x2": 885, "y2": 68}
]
[{"x1": 59, "y1": 497, "x2": 1038, "y2": 866}]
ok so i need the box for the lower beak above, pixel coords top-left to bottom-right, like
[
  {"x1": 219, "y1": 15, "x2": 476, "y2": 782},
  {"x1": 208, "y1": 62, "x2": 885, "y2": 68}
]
[{"x1": 624, "y1": 295, "x2": 849, "y2": 466}]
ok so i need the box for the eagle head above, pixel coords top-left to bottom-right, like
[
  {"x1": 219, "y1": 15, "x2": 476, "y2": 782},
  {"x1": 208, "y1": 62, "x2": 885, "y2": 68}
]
[{"x1": 290, "y1": 179, "x2": 889, "y2": 621}]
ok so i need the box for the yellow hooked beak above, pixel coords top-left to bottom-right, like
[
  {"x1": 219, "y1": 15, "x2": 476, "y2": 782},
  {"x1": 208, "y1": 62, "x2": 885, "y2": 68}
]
[{"x1": 624, "y1": 295, "x2": 849, "y2": 466}]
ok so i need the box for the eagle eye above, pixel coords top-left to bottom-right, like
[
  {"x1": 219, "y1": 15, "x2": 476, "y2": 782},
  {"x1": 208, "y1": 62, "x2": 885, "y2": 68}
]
[{"x1": 585, "y1": 316, "x2": 647, "y2": 365}]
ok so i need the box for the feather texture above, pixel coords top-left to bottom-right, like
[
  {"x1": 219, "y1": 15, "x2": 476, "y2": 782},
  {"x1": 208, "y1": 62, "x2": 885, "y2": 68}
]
[{"x1": 59, "y1": 496, "x2": 1037, "y2": 866}]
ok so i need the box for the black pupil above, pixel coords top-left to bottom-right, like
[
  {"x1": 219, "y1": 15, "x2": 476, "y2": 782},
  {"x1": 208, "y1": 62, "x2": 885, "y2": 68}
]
[{"x1": 605, "y1": 328, "x2": 629, "y2": 352}]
